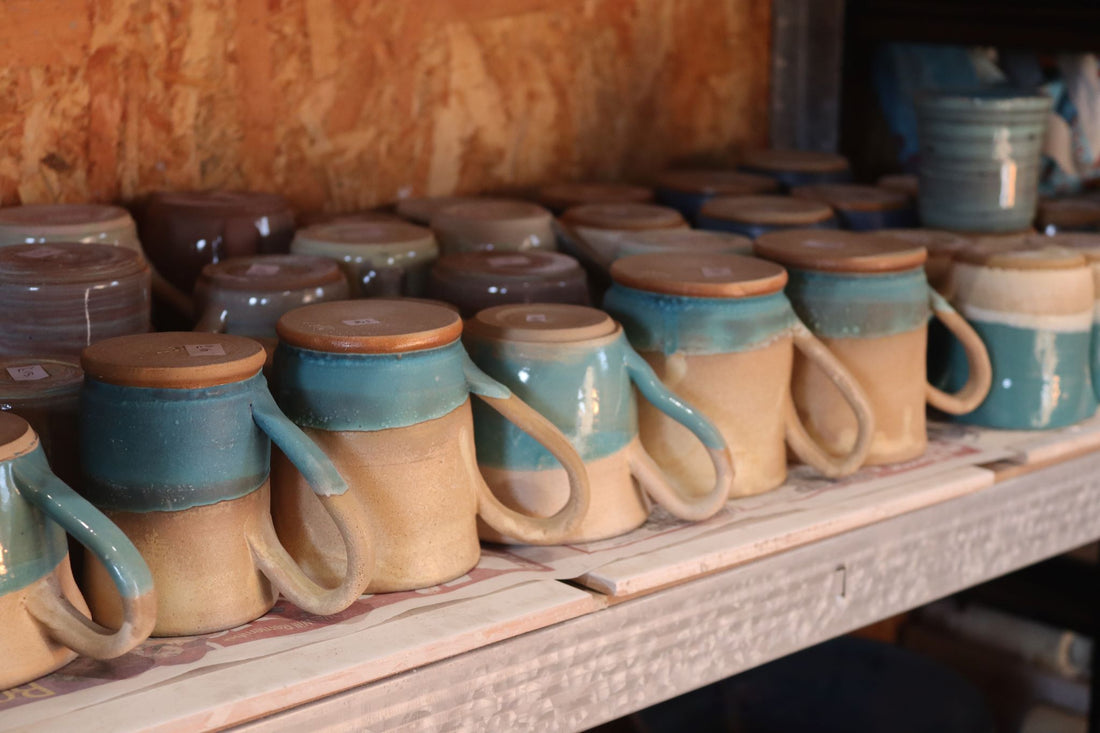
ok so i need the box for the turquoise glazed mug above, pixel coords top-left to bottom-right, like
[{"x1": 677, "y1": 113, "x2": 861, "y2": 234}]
[
  {"x1": 465, "y1": 304, "x2": 733, "y2": 542},
  {"x1": 79, "y1": 333, "x2": 372, "y2": 636},
  {"x1": 944, "y1": 243, "x2": 1097, "y2": 428},
  {"x1": 0, "y1": 412, "x2": 155, "y2": 690},
  {"x1": 916, "y1": 89, "x2": 1052, "y2": 232}
]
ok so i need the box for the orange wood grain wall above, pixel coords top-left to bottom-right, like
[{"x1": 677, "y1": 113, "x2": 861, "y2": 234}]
[{"x1": 0, "y1": 0, "x2": 771, "y2": 213}]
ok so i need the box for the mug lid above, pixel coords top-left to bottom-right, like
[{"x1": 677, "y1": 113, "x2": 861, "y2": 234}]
[
  {"x1": 0, "y1": 413, "x2": 36, "y2": 463},
  {"x1": 875, "y1": 228, "x2": 968, "y2": 256},
  {"x1": 277, "y1": 299, "x2": 463, "y2": 354},
  {"x1": 0, "y1": 242, "x2": 146, "y2": 284},
  {"x1": 0, "y1": 358, "x2": 83, "y2": 400},
  {"x1": 791, "y1": 183, "x2": 910, "y2": 212},
  {"x1": 699, "y1": 195, "x2": 834, "y2": 225},
  {"x1": 147, "y1": 190, "x2": 291, "y2": 216},
  {"x1": 395, "y1": 195, "x2": 484, "y2": 226},
  {"x1": 654, "y1": 169, "x2": 779, "y2": 196},
  {"x1": 81, "y1": 333, "x2": 267, "y2": 389},
  {"x1": 754, "y1": 230, "x2": 927, "y2": 273},
  {"x1": 610, "y1": 253, "x2": 788, "y2": 298},
  {"x1": 1037, "y1": 198, "x2": 1100, "y2": 230},
  {"x1": 200, "y1": 254, "x2": 345, "y2": 292},
  {"x1": 560, "y1": 203, "x2": 686, "y2": 231},
  {"x1": 741, "y1": 148, "x2": 850, "y2": 174},
  {"x1": 0, "y1": 203, "x2": 133, "y2": 233},
  {"x1": 432, "y1": 251, "x2": 583, "y2": 281},
  {"x1": 468, "y1": 304, "x2": 618, "y2": 343},
  {"x1": 877, "y1": 173, "x2": 919, "y2": 197},
  {"x1": 536, "y1": 182, "x2": 654, "y2": 211},
  {"x1": 953, "y1": 239, "x2": 1089, "y2": 270},
  {"x1": 431, "y1": 199, "x2": 551, "y2": 227}
]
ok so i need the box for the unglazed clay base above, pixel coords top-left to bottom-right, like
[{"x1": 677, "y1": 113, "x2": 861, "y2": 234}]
[
  {"x1": 478, "y1": 441, "x2": 651, "y2": 544},
  {"x1": 793, "y1": 327, "x2": 928, "y2": 465},
  {"x1": 0, "y1": 556, "x2": 86, "y2": 690},
  {"x1": 271, "y1": 401, "x2": 482, "y2": 594},
  {"x1": 85, "y1": 486, "x2": 277, "y2": 637}
]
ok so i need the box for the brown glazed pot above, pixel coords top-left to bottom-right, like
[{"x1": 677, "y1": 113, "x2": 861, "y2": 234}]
[{"x1": 428, "y1": 250, "x2": 589, "y2": 318}]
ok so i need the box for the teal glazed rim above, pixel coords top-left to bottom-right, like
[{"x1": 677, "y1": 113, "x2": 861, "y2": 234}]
[{"x1": 783, "y1": 266, "x2": 931, "y2": 339}]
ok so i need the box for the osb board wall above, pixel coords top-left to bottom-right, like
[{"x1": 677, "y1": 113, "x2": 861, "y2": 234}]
[{"x1": 0, "y1": 0, "x2": 771, "y2": 213}]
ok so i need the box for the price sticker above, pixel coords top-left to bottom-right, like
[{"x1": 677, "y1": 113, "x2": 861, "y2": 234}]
[
  {"x1": 244, "y1": 263, "x2": 281, "y2": 277},
  {"x1": 184, "y1": 344, "x2": 227, "y2": 357},
  {"x1": 525, "y1": 313, "x2": 548, "y2": 323},
  {"x1": 701, "y1": 266, "x2": 732, "y2": 278},
  {"x1": 488, "y1": 256, "x2": 530, "y2": 266},
  {"x1": 18, "y1": 246, "x2": 62, "y2": 259},
  {"x1": 342, "y1": 318, "x2": 381, "y2": 326},
  {"x1": 5, "y1": 365, "x2": 49, "y2": 381}
]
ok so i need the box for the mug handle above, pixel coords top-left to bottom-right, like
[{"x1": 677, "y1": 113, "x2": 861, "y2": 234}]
[
  {"x1": 924, "y1": 290, "x2": 993, "y2": 415},
  {"x1": 551, "y1": 219, "x2": 616, "y2": 270},
  {"x1": 623, "y1": 346, "x2": 733, "y2": 520},
  {"x1": 193, "y1": 305, "x2": 229, "y2": 333},
  {"x1": 784, "y1": 321, "x2": 876, "y2": 477},
  {"x1": 462, "y1": 352, "x2": 591, "y2": 544},
  {"x1": 14, "y1": 447, "x2": 156, "y2": 659},
  {"x1": 250, "y1": 389, "x2": 374, "y2": 613},
  {"x1": 149, "y1": 268, "x2": 196, "y2": 321}
]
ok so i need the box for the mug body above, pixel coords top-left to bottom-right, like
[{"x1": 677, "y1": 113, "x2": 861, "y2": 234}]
[
  {"x1": 427, "y1": 251, "x2": 589, "y2": 318},
  {"x1": 430, "y1": 199, "x2": 556, "y2": 254},
  {"x1": 0, "y1": 204, "x2": 141, "y2": 253}
]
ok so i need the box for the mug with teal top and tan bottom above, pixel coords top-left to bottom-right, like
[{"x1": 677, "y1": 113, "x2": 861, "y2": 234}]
[
  {"x1": 79, "y1": 333, "x2": 372, "y2": 637},
  {"x1": 464, "y1": 304, "x2": 733, "y2": 542},
  {"x1": 1, "y1": 412, "x2": 155, "y2": 689}
]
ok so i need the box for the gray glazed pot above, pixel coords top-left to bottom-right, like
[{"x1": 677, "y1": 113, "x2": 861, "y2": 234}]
[{"x1": 916, "y1": 89, "x2": 1052, "y2": 232}]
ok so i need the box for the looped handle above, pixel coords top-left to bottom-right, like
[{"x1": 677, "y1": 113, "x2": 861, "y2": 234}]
[
  {"x1": 624, "y1": 347, "x2": 732, "y2": 520},
  {"x1": 925, "y1": 290, "x2": 992, "y2": 415},
  {"x1": 552, "y1": 218, "x2": 617, "y2": 270},
  {"x1": 149, "y1": 268, "x2": 196, "y2": 321},
  {"x1": 193, "y1": 305, "x2": 229, "y2": 334},
  {"x1": 785, "y1": 321, "x2": 875, "y2": 477},
  {"x1": 250, "y1": 389, "x2": 373, "y2": 613},
  {"x1": 463, "y1": 352, "x2": 591, "y2": 544},
  {"x1": 15, "y1": 447, "x2": 156, "y2": 659}
]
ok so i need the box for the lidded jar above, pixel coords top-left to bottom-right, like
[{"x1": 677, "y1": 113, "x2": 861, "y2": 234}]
[{"x1": 428, "y1": 251, "x2": 589, "y2": 318}]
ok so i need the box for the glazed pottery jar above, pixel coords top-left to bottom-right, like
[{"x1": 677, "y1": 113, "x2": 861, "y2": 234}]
[
  {"x1": 739, "y1": 149, "x2": 852, "y2": 189},
  {"x1": 944, "y1": 243, "x2": 1097, "y2": 428},
  {"x1": 270, "y1": 300, "x2": 591, "y2": 592},
  {"x1": 611, "y1": 229, "x2": 753, "y2": 261},
  {"x1": 139, "y1": 190, "x2": 296, "y2": 295},
  {"x1": 0, "y1": 243, "x2": 150, "y2": 361},
  {"x1": 877, "y1": 174, "x2": 919, "y2": 200},
  {"x1": 603, "y1": 253, "x2": 875, "y2": 497},
  {"x1": 1037, "y1": 198, "x2": 1100, "y2": 234},
  {"x1": 558, "y1": 202, "x2": 688, "y2": 267},
  {"x1": 0, "y1": 412, "x2": 155, "y2": 690},
  {"x1": 754, "y1": 230, "x2": 992, "y2": 464},
  {"x1": 0, "y1": 204, "x2": 141, "y2": 252},
  {"x1": 465, "y1": 304, "x2": 733, "y2": 542},
  {"x1": 0, "y1": 358, "x2": 83, "y2": 489},
  {"x1": 194, "y1": 254, "x2": 350, "y2": 353},
  {"x1": 791, "y1": 183, "x2": 917, "y2": 230},
  {"x1": 396, "y1": 195, "x2": 484, "y2": 226},
  {"x1": 430, "y1": 199, "x2": 556, "y2": 254},
  {"x1": 427, "y1": 251, "x2": 589, "y2": 318},
  {"x1": 696, "y1": 195, "x2": 837, "y2": 239},
  {"x1": 535, "y1": 182, "x2": 654, "y2": 214},
  {"x1": 79, "y1": 333, "x2": 370, "y2": 636},
  {"x1": 291, "y1": 220, "x2": 439, "y2": 297},
  {"x1": 915, "y1": 89, "x2": 1052, "y2": 232},
  {"x1": 1038, "y1": 233, "x2": 1100, "y2": 401},
  {"x1": 653, "y1": 169, "x2": 779, "y2": 223}
]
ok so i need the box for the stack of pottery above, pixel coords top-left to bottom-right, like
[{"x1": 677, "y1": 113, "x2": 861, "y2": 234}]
[
  {"x1": 535, "y1": 182, "x2": 654, "y2": 214},
  {"x1": 653, "y1": 169, "x2": 779, "y2": 223},
  {"x1": 696, "y1": 195, "x2": 837, "y2": 238},
  {"x1": 430, "y1": 199, "x2": 556, "y2": 253},
  {"x1": 428, "y1": 251, "x2": 589, "y2": 318}
]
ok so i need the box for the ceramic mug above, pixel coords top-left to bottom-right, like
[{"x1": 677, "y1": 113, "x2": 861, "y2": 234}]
[
  {"x1": 0, "y1": 412, "x2": 155, "y2": 690},
  {"x1": 396, "y1": 196, "x2": 485, "y2": 226},
  {"x1": 944, "y1": 242, "x2": 1097, "y2": 429},
  {"x1": 739, "y1": 149, "x2": 852, "y2": 190},
  {"x1": 536, "y1": 182, "x2": 654, "y2": 214},
  {"x1": 696, "y1": 195, "x2": 837, "y2": 239},
  {"x1": 653, "y1": 169, "x2": 779, "y2": 224},
  {"x1": 430, "y1": 199, "x2": 557, "y2": 254},
  {"x1": 1039, "y1": 233, "x2": 1100, "y2": 402},
  {"x1": 291, "y1": 220, "x2": 439, "y2": 297},
  {"x1": 270, "y1": 300, "x2": 591, "y2": 592},
  {"x1": 0, "y1": 358, "x2": 83, "y2": 490},
  {"x1": 465, "y1": 304, "x2": 733, "y2": 542},
  {"x1": 558, "y1": 202, "x2": 688, "y2": 269},
  {"x1": 603, "y1": 253, "x2": 875, "y2": 497},
  {"x1": 0, "y1": 243, "x2": 151, "y2": 361},
  {"x1": 791, "y1": 184, "x2": 917, "y2": 231},
  {"x1": 427, "y1": 251, "x2": 589, "y2": 318},
  {"x1": 610, "y1": 229, "x2": 753, "y2": 261},
  {"x1": 0, "y1": 204, "x2": 141, "y2": 251},
  {"x1": 754, "y1": 229, "x2": 992, "y2": 465},
  {"x1": 79, "y1": 333, "x2": 371, "y2": 636}
]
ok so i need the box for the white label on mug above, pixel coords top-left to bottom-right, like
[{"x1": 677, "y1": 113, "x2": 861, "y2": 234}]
[
  {"x1": 525, "y1": 313, "x2": 548, "y2": 323},
  {"x1": 701, "y1": 266, "x2": 732, "y2": 278},
  {"x1": 18, "y1": 246, "x2": 62, "y2": 259},
  {"x1": 244, "y1": 263, "x2": 281, "y2": 277},
  {"x1": 184, "y1": 343, "x2": 226, "y2": 357},
  {"x1": 342, "y1": 318, "x2": 380, "y2": 326},
  {"x1": 5, "y1": 365, "x2": 49, "y2": 381},
  {"x1": 488, "y1": 255, "x2": 530, "y2": 266}
]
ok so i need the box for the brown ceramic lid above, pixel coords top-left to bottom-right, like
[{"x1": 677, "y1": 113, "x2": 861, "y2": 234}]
[
  {"x1": 432, "y1": 199, "x2": 551, "y2": 226},
  {"x1": 0, "y1": 242, "x2": 146, "y2": 284},
  {"x1": 791, "y1": 184, "x2": 910, "y2": 212},
  {"x1": 1037, "y1": 198, "x2": 1100, "y2": 231},
  {"x1": 0, "y1": 203, "x2": 132, "y2": 231},
  {"x1": 201, "y1": 255, "x2": 345, "y2": 292},
  {"x1": 954, "y1": 240, "x2": 1088, "y2": 270},
  {"x1": 0, "y1": 358, "x2": 82, "y2": 400},
  {"x1": 147, "y1": 190, "x2": 291, "y2": 216},
  {"x1": 396, "y1": 196, "x2": 485, "y2": 226},
  {"x1": 560, "y1": 203, "x2": 686, "y2": 231},
  {"x1": 610, "y1": 253, "x2": 788, "y2": 298},
  {"x1": 1041, "y1": 233, "x2": 1100, "y2": 262},
  {"x1": 877, "y1": 174, "x2": 919, "y2": 198},
  {"x1": 741, "y1": 149, "x2": 850, "y2": 174},
  {"x1": 468, "y1": 304, "x2": 618, "y2": 343},
  {"x1": 754, "y1": 230, "x2": 927, "y2": 273},
  {"x1": 875, "y1": 229, "x2": 968, "y2": 256},
  {"x1": 699, "y1": 195, "x2": 834, "y2": 225},
  {"x1": 654, "y1": 169, "x2": 780, "y2": 196},
  {"x1": 536, "y1": 182, "x2": 654, "y2": 211},
  {"x1": 0, "y1": 412, "x2": 36, "y2": 462},
  {"x1": 433, "y1": 251, "x2": 583, "y2": 281},
  {"x1": 82, "y1": 332, "x2": 266, "y2": 389},
  {"x1": 277, "y1": 299, "x2": 463, "y2": 354}
]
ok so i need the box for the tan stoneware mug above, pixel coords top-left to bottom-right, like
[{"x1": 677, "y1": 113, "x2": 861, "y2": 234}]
[
  {"x1": 603, "y1": 253, "x2": 875, "y2": 497},
  {"x1": 0, "y1": 412, "x2": 155, "y2": 689},
  {"x1": 78, "y1": 333, "x2": 372, "y2": 636},
  {"x1": 753, "y1": 229, "x2": 993, "y2": 465},
  {"x1": 465, "y1": 304, "x2": 733, "y2": 542},
  {"x1": 269, "y1": 300, "x2": 591, "y2": 593}
]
